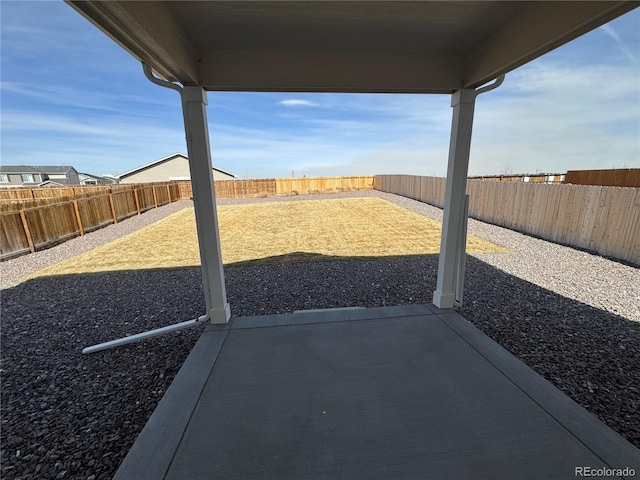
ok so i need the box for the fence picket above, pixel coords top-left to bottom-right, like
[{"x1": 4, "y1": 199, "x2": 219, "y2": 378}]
[
  {"x1": 108, "y1": 194, "x2": 118, "y2": 224},
  {"x1": 73, "y1": 200, "x2": 84, "y2": 236},
  {"x1": 19, "y1": 210, "x2": 35, "y2": 253}
]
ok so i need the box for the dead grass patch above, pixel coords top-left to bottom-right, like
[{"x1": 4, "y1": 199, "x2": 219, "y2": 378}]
[{"x1": 22, "y1": 197, "x2": 509, "y2": 280}]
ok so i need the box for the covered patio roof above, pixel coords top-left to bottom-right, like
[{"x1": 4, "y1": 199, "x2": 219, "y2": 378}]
[{"x1": 68, "y1": 1, "x2": 636, "y2": 93}]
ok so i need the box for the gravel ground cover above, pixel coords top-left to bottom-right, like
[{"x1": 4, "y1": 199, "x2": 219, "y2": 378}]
[{"x1": 1, "y1": 190, "x2": 638, "y2": 479}]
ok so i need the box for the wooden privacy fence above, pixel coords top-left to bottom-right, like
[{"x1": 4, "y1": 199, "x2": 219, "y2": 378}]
[
  {"x1": 565, "y1": 168, "x2": 640, "y2": 187},
  {"x1": 275, "y1": 176, "x2": 373, "y2": 194},
  {"x1": 469, "y1": 173, "x2": 565, "y2": 184},
  {"x1": 1, "y1": 176, "x2": 372, "y2": 260},
  {"x1": 0, "y1": 182, "x2": 181, "y2": 260},
  {"x1": 0, "y1": 185, "x2": 112, "y2": 200},
  {"x1": 374, "y1": 175, "x2": 640, "y2": 265},
  {"x1": 177, "y1": 178, "x2": 277, "y2": 199},
  {"x1": 177, "y1": 176, "x2": 374, "y2": 198},
  {"x1": 375, "y1": 175, "x2": 447, "y2": 208}
]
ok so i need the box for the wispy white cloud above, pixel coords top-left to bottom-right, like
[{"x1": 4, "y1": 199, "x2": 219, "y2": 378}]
[
  {"x1": 599, "y1": 24, "x2": 638, "y2": 64},
  {"x1": 1, "y1": 110, "x2": 185, "y2": 175},
  {"x1": 208, "y1": 124, "x2": 369, "y2": 178},
  {"x1": 308, "y1": 146, "x2": 450, "y2": 177},
  {"x1": 0, "y1": 82, "x2": 178, "y2": 112},
  {"x1": 279, "y1": 99, "x2": 318, "y2": 107},
  {"x1": 469, "y1": 60, "x2": 640, "y2": 174},
  {"x1": 3, "y1": 111, "x2": 118, "y2": 136},
  {"x1": 207, "y1": 113, "x2": 451, "y2": 179}
]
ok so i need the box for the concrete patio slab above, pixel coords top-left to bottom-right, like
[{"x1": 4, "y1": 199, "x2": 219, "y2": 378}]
[{"x1": 114, "y1": 305, "x2": 639, "y2": 480}]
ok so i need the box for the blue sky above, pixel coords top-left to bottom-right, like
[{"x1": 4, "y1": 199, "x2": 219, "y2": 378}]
[{"x1": 1, "y1": 2, "x2": 638, "y2": 179}]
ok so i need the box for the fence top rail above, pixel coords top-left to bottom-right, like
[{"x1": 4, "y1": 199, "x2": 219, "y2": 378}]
[
  {"x1": 275, "y1": 175, "x2": 373, "y2": 180},
  {"x1": 21, "y1": 200, "x2": 76, "y2": 213},
  {"x1": 76, "y1": 193, "x2": 114, "y2": 201}
]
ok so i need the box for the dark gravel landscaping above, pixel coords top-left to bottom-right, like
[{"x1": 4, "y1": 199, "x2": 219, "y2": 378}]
[{"x1": 1, "y1": 191, "x2": 638, "y2": 479}]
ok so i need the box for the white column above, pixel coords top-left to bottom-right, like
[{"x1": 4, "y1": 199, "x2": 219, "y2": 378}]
[
  {"x1": 181, "y1": 86, "x2": 230, "y2": 324},
  {"x1": 433, "y1": 89, "x2": 477, "y2": 309}
]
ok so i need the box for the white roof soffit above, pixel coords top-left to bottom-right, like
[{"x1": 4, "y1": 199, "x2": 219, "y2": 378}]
[{"x1": 67, "y1": 1, "x2": 638, "y2": 93}]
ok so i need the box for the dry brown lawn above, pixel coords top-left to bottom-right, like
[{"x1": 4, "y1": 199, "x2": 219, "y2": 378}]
[{"x1": 22, "y1": 197, "x2": 509, "y2": 280}]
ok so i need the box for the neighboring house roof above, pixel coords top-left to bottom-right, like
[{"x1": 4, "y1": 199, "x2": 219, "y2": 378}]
[
  {"x1": 0, "y1": 165, "x2": 41, "y2": 174},
  {"x1": 0, "y1": 165, "x2": 78, "y2": 174},
  {"x1": 37, "y1": 180, "x2": 65, "y2": 187},
  {"x1": 118, "y1": 153, "x2": 236, "y2": 179},
  {"x1": 34, "y1": 166, "x2": 78, "y2": 174},
  {"x1": 79, "y1": 172, "x2": 118, "y2": 183}
]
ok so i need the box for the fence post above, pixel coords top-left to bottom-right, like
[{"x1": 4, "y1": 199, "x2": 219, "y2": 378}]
[
  {"x1": 108, "y1": 193, "x2": 118, "y2": 224},
  {"x1": 152, "y1": 186, "x2": 158, "y2": 208},
  {"x1": 73, "y1": 200, "x2": 84, "y2": 236},
  {"x1": 19, "y1": 209, "x2": 35, "y2": 253},
  {"x1": 167, "y1": 184, "x2": 172, "y2": 203},
  {"x1": 134, "y1": 189, "x2": 141, "y2": 215}
]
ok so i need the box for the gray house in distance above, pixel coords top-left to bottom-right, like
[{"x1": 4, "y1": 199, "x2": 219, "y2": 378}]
[
  {"x1": 0, "y1": 165, "x2": 81, "y2": 187},
  {"x1": 118, "y1": 153, "x2": 235, "y2": 183},
  {"x1": 78, "y1": 172, "x2": 119, "y2": 185},
  {"x1": 0, "y1": 165, "x2": 117, "y2": 187}
]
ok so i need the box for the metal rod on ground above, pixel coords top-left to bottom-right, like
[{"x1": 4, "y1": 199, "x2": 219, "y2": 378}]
[{"x1": 82, "y1": 316, "x2": 209, "y2": 354}]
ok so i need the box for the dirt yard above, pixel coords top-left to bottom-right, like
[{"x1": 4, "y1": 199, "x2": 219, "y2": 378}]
[{"x1": 21, "y1": 197, "x2": 508, "y2": 279}]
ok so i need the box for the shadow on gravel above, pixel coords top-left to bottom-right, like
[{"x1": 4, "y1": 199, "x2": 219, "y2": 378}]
[
  {"x1": 1, "y1": 254, "x2": 638, "y2": 479},
  {"x1": 224, "y1": 250, "x2": 436, "y2": 267}
]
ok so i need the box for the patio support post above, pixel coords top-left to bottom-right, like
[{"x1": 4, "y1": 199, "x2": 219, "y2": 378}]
[
  {"x1": 433, "y1": 76, "x2": 504, "y2": 309},
  {"x1": 181, "y1": 86, "x2": 231, "y2": 324},
  {"x1": 433, "y1": 89, "x2": 477, "y2": 309}
]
